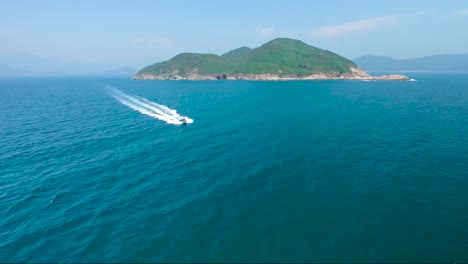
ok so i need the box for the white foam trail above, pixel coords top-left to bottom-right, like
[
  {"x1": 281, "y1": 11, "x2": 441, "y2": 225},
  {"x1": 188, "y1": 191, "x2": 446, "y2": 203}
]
[
  {"x1": 136, "y1": 96, "x2": 179, "y2": 116},
  {"x1": 107, "y1": 87, "x2": 193, "y2": 125},
  {"x1": 111, "y1": 89, "x2": 173, "y2": 118}
]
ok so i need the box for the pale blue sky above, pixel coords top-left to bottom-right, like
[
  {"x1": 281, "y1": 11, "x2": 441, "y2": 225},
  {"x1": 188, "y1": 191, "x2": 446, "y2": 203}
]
[{"x1": 1, "y1": 0, "x2": 468, "y2": 68}]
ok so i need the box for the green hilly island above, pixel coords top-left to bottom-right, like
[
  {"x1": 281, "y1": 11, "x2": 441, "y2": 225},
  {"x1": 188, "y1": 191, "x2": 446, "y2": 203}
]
[{"x1": 134, "y1": 38, "x2": 409, "y2": 81}]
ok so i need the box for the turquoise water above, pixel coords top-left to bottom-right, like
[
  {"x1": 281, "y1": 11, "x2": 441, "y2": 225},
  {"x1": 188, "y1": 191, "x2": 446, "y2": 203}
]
[{"x1": 1, "y1": 74, "x2": 467, "y2": 262}]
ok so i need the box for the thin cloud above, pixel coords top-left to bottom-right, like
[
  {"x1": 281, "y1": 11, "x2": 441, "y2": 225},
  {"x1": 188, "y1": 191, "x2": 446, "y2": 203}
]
[
  {"x1": 256, "y1": 27, "x2": 276, "y2": 37},
  {"x1": 309, "y1": 15, "x2": 395, "y2": 38},
  {"x1": 129, "y1": 37, "x2": 145, "y2": 44},
  {"x1": 453, "y1": 9, "x2": 468, "y2": 16},
  {"x1": 309, "y1": 10, "x2": 432, "y2": 38}
]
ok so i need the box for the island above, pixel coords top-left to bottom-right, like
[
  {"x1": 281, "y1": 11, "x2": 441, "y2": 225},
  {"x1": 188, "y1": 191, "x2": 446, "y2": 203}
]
[{"x1": 133, "y1": 38, "x2": 409, "y2": 81}]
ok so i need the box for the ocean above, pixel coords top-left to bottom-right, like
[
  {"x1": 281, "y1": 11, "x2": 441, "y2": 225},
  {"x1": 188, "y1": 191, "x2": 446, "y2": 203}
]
[{"x1": 0, "y1": 74, "x2": 467, "y2": 262}]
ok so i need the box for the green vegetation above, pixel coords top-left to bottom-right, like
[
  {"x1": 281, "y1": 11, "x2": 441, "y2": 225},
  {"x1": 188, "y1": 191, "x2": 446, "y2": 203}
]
[
  {"x1": 136, "y1": 38, "x2": 357, "y2": 78},
  {"x1": 221, "y1": 47, "x2": 252, "y2": 60}
]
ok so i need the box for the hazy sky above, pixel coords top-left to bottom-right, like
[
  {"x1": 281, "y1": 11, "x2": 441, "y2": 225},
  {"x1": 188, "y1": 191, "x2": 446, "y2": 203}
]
[{"x1": 2, "y1": 0, "x2": 468, "y2": 67}]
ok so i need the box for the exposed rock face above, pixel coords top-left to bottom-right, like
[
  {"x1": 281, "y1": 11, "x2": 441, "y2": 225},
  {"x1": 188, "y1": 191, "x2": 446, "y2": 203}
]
[
  {"x1": 216, "y1": 74, "x2": 227, "y2": 80},
  {"x1": 368, "y1": 75, "x2": 411, "y2": 80},
  {"x1": 133, "y1": 68, "x2": 410, "y2": 81}
]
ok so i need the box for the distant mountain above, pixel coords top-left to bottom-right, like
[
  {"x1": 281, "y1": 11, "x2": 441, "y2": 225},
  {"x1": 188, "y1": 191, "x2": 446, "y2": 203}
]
[
  {"x1": 0, "y1": 64, "x2": 28, "y2": 76},
  {"x1": 135, "y1": 38, "x2": 409, "y2": 80},
  {"x1": 0, "y1": 52, "x2": 72, "y2": 75},
  {"x1": 135, "y1": 38, "x2": 400, "y2": 80},
  {"x1": 103, "y1": 66, "x2": 139, "y2": 76},
  {"x1": 354, "y1": 54, "x2": 468, "y2": 72},
  {"x1": 0, "y1": 52, "x2": 138, "y2": 76}
]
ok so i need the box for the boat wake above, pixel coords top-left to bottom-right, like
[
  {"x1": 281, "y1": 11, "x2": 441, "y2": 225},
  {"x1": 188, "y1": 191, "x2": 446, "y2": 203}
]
[{"x1": 107, "y1": 87, "x2": 193, "y2": 125}]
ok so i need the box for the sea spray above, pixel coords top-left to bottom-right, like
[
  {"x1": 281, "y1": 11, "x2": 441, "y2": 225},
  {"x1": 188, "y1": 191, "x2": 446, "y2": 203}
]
[
  {"x1": 110, "y1": 89, "x2": 173, "y2": 118},
  {"x1": 107, "y1": 86, "x2": 193, "y2": 125}
]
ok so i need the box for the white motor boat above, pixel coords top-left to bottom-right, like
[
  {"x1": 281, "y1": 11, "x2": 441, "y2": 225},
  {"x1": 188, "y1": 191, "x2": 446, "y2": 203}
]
[{"x1": 176, "y1": 116, "x2": 188, "y2": 124}]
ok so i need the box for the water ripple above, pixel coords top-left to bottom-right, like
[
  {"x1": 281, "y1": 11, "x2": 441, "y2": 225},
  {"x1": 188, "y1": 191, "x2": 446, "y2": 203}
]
[{"x1": 1, "y1": 75, "x2": 467, "y2": 262}]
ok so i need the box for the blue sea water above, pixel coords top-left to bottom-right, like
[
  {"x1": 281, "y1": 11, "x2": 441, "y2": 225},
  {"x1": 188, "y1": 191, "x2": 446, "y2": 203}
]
[{"x1": 0, "y1": 74, "x2": 467, "y2": 262}]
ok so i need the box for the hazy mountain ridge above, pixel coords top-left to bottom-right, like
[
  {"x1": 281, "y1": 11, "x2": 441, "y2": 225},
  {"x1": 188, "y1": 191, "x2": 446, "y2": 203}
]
[
  {"x1": 0, "y1": 52, "x2": 142, "y2": 76},
  {"x1": 354, "y1": 54, "x2": 468, "y2": 72},
  {"x1": 0, "y1": 64, "x2": 29, "y2": 76}
]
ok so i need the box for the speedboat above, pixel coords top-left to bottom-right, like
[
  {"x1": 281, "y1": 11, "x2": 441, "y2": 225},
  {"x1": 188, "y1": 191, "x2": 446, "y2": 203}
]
[{"x1": 176, "y1": 116, "x2": 187, "y2": 124}]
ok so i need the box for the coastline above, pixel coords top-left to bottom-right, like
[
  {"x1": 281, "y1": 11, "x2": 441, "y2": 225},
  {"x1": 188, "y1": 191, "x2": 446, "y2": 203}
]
[{"x1": 133, "y1": 68, "x2": 410, "y2": 81}]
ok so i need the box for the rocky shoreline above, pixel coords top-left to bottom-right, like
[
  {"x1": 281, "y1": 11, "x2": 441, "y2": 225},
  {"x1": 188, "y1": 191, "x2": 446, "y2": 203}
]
[{"x1": 133, "y1": 68, "x2": 410, "y2": 81}]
